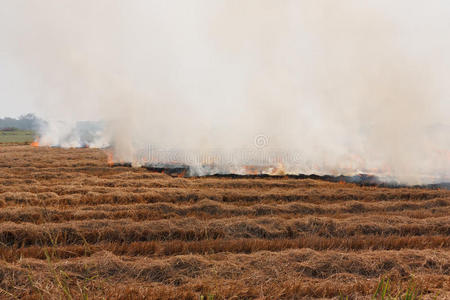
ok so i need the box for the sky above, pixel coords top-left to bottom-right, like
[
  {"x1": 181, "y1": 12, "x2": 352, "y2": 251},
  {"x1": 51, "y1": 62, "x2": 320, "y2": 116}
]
[{"x1": 1, "y1": 1, "x2": 450, "y2": 119}]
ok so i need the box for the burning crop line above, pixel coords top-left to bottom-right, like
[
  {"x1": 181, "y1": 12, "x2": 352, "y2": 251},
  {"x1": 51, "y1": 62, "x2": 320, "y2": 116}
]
[{"x1": 31, "y1": 139, "x2": 39, "y2": 147}]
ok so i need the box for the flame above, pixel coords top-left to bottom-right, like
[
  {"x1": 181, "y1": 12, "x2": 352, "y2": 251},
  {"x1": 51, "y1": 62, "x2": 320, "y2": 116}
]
[
  {"x1": 270, "y1": 163, "x2": 286, "y2": 176},
  {"x1": 106, "y1": 151, "x2": 114, "y2": 166},
  {"x1": 243, "y1": 165, "x2": 259, "y2": 175},
  {"x1": 31, "y1": 140, "x2": 39, "y2": 147}
]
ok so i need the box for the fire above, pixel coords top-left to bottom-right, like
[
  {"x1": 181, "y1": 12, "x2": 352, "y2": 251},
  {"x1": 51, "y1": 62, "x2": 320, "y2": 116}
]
[
  {"x1": 270, "y1": 163, "x2": 286, "y2": 176},
  {"x1": 106, "y1": 151, "x2": 114, "y2": 166},
  {"x1": 243, "y1": 165, "x2": 259, "y2": 175},
  {"x1": 31, "y1": 140, "x2": 39, "y2": 147}
]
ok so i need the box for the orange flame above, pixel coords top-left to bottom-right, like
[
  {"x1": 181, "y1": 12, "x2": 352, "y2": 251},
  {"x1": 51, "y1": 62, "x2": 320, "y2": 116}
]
[
  {"x1": 243, "y1": 165, "x2": 259, "y2": 175},
  {"x1": 106, "y1": 151, "x2": 114, "y2": 166},
  {"x1": 31, "y1": 140, "x2": 39, "y2": 147},
  {"x1": 270, "y1": 163, "x2": 286, "y2": 176}
]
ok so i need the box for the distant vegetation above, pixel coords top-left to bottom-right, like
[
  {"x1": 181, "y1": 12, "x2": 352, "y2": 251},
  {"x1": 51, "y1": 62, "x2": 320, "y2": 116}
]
[
  {"x1": 0, "y1": 114, "x2": 43, "y2": 143},
  {"x1": 0, "y1": 113, "x2": 43, "y2": 131}
]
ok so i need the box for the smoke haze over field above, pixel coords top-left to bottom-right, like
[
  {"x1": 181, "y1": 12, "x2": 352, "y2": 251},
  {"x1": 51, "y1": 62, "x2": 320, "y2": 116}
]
[{"x1": 1, "y1": 1, "x2": 449, "y2": 183}]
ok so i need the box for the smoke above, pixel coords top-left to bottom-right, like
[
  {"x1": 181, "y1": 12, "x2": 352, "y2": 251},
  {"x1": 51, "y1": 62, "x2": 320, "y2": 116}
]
[{"x1": 1, "y1": 1, "x2": 449, "y2": 183}]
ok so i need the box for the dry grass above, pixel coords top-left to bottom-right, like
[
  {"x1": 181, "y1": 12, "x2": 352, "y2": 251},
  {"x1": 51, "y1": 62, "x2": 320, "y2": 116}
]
[{"x1": 0, "y1": 145, "x2": 449, "y2": 299}]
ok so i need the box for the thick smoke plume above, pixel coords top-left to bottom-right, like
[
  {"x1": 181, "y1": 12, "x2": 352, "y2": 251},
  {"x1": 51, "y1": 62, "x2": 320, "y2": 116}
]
[{"x1": 1, "y1": 1, "x2": 449, "y2": 183}]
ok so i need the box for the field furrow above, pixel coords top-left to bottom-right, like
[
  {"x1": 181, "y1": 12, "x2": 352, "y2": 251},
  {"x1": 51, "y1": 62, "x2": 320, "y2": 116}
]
[{"x1": 0, "y1": 145, "x2": 449, "y2": 299}]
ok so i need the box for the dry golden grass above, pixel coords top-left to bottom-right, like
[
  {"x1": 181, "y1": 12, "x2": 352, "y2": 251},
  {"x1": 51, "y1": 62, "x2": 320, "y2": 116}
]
[{"x1": 0, "y1": 145, "x2": 449, "y2": 299}]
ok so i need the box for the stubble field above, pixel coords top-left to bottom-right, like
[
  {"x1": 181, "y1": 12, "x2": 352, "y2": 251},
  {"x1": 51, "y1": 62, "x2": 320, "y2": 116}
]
[{"x1": 0, "y1": 145, "x2": 449, "y2": 299}]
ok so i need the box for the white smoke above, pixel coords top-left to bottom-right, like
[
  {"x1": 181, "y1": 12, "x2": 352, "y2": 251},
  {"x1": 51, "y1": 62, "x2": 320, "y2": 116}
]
[
  {"x1": 38, "y1": 120, "x2": 109, "y2": 148},
  {"x1": 1, "y1": 1, "x2": 449, "y2": 183}
]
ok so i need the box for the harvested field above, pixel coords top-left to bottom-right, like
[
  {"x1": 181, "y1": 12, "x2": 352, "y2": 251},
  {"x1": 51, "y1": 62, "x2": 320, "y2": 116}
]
[{"x1": 0, "y1": 145, "x2": 449, "y2": 299}]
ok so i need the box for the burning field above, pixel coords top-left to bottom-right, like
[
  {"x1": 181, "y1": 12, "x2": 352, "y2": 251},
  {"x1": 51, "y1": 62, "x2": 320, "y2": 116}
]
[
  {"x1": 2, "y1": 1, "x2": 450, "y2": 298},
  {"x1": 0, "y1": 144, "x2": 448, "y2": 299}
]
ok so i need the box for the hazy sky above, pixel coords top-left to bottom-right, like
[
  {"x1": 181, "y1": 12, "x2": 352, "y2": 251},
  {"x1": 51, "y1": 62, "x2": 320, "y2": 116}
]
[
  {"x1": 0, "y1": 53, "x2": 38, "y2": 117},
  {"x1": 1, "y1": 1, "x2": 450, "y2": 119}
]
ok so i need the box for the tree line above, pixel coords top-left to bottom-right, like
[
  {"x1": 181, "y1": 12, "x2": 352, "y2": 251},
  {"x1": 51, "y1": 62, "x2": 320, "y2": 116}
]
[{"x1": 0, "y1": 114, "x2": 44, "y2": 131}]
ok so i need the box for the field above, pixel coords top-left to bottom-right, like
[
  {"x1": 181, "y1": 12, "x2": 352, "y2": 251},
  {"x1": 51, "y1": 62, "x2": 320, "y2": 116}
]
[
  {"x1": 0, "y1": 130, "x2": 35, "y2": 143},
  {"x1": 0, "y1": 145, "x2": 449, "y2": 299}
]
